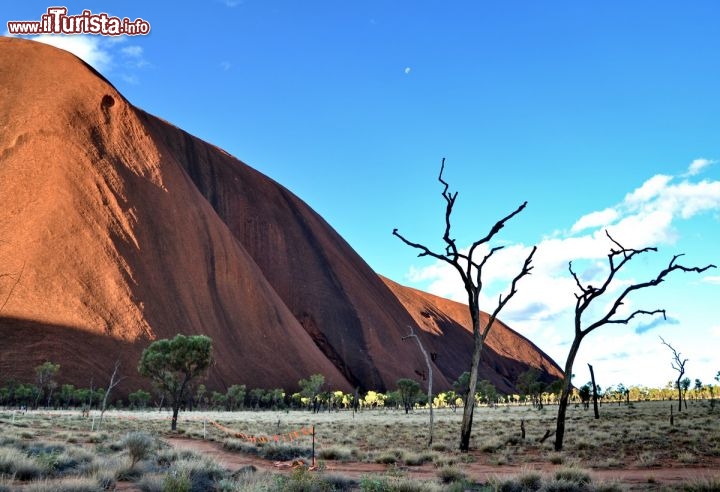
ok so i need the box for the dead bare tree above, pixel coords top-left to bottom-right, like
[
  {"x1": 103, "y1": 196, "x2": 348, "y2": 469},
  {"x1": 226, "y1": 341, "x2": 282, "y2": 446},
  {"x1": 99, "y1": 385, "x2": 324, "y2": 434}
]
[
  {"x1": 403, "y1": 326, "x2": 434, "y2": 447},
  {"x1": 587, "y1": 363, "x2": 600, "y2": 419},
  {"x1": 554, "y1": 231, "x2": 715, "y2": 451},
  {"x1": 659, "y1": 336, "x2": 688, "y2": 412},
  {"x1": 393, "y1": 158, "x2": 536, "y2": 452},
  {"x1": 98, "y1": 359, "x2": 125, "y2": 430}
]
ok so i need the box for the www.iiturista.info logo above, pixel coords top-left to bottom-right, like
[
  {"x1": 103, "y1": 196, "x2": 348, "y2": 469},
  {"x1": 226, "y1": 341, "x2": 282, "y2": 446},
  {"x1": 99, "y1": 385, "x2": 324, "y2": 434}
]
[{"x1": 7, "y1": 7, "x2": 150, "y2": 36}]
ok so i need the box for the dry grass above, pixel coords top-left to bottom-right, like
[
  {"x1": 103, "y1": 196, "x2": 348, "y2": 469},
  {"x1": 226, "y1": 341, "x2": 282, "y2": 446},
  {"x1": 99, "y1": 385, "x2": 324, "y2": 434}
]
[{"x1": 0, "y1": 400, "x2": 718, "y2": 490}]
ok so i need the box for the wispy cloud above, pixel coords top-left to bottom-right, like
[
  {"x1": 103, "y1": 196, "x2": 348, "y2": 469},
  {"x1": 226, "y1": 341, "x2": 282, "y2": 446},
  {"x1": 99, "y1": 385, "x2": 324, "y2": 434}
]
[
  {"x1": 635, "y1": 316, "x2": 679, "y2": 335},
  {"x1": 686, "y1": 158, "x2": 715, "y2": 176},
  {"x1": 402, "y1": 158, "x2": 720, "y2": 385},
  {"x1": 571, "y1": 207, "x2": 619, "y2": 234},
  {"x1": 220, "y1": 61, "x2": 232, "y2": 71},
  {"x1": 14, "y1": 34, "x2": 113, "y2": 72},
  {"x1": 3, "y1": 32, "x2": 150, "y2": 81}
]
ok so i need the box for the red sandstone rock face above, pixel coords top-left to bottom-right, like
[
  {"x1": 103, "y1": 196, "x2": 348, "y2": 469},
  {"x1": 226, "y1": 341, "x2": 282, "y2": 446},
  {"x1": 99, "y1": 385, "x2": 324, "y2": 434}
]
[{"x1": 0, "y1": 37, "x2": 562, "y2": 396}]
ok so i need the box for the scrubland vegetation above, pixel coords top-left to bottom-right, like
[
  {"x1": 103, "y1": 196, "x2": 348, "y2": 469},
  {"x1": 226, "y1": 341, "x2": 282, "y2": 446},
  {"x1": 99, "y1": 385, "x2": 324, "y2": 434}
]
[{"x1": 0, "y1": 396, "x2": 719, "y2": 491}]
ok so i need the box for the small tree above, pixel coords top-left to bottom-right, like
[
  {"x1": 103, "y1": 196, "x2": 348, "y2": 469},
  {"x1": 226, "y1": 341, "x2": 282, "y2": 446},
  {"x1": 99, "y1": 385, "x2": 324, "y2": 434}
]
[
  {"x1": 128, "y1": 389, "x2": 151, "y2": 409},
  {"x1": 226, "y1": 384, "x2": 247, "y2": 411},
  {"x1": 554, "y1": 232, "x2": 714, "y2": 451},
  {"x1": 34, "y1": 361, "x2": 60, "y2": 409},
  {"x1": 452, "y1": 372, "x2": 471, "y2": 404},
  {"x1": 299, "y1": 374, "x2": 325, "y2": 413},
  {"x1": 396, "y1": 378, "x2": 421, "y2": 414},
  {"x1": 393, "y1": 159, "x2": 536, "y2": 451},
  {"x1": 402, "y1": 325, "x2": 435, "y2": 446},
  {"x1": 660, "y1": 336, "x2": 688, "y2": 412},
  {"x1": 477, "y1": 380, "x2": 498, "y2": 406},
  {"x1": 98, "y1": 359, "x2": 125, "y2": 430},
  {"x1": 137, "y1": 334, "x2": 213, "y2": 431},
  {"x1": 578, "y1": 383, "x2": 592, "y2": 409}
]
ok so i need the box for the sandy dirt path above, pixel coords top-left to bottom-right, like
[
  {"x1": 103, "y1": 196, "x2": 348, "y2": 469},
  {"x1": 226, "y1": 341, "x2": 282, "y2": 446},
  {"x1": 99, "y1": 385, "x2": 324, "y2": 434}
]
[{"x1": 165, "y1": 436, "x2": 720, "y2": 490}]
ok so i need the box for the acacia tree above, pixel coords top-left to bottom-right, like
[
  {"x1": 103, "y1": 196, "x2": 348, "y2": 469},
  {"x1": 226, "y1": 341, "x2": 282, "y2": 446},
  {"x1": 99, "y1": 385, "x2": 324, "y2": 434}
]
[
  {"x1": 299, "y1": 374, "x2": 325, "y2": 413},
  {"x1": 138, "y1": 334, "x2": 213, "y2": 431},
  {"x1": 396, "y1": 378, "x2": 421, "y2": 414},
  {"x1": 554, "y1": 231, "x2": 715, "y2": 451},
  {"x1": 34, "y1": 361, "x2": 60, "y2": 408},
  {"x1": 393, "y1": 158, "x2": 536, "y2": 452},
  {"x1": 659, "y1": 336, "x2": 688, "y2": 412}
]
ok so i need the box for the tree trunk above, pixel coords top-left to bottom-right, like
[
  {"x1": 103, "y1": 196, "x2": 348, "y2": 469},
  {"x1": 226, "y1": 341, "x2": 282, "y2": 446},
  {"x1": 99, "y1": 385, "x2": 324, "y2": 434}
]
[
  {"x1": 676, "y1": 378, "x2": 683, "y2": 412},
  {"x1": 555, "y1": 337, "x2": 582, "y2": 451},
  {"x1": 459, "y1": 306, "x2": 482, "y2": 452},
  {"x1": 588, "y1": 363, "x2": 600, "y2": 419},
  {"x1": 171, "y1": 405, "x2": 179, "y2": 431}
]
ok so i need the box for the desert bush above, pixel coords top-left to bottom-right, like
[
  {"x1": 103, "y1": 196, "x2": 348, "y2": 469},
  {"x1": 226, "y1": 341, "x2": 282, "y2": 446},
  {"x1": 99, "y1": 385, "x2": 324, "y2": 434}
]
[
  {"x1": 136, "y1": 473, "x2": 164, "y2": 492},
  {"x1": 479, "y1": 436, "x2": 505, "y2": 453},
  {"x1": 404, "y1": 451, "x2": 436, "y2": 466},
  {"x1": 553, "y1": 467, "x2": 591, "y2": 486},
  {"x1": 374, "y1": 449, "x2": 405, "y2": 464},
  {"x1": 122, "y1": 432, "x2": 156, "y2": 468},
  {"x1": 257, "y1": 442, "x2": 311, "y2": 461},
  {"x1": 273, "y1": 466, "x2": 356, "y2": 492},
  {"x1": 437, "y1": 465, "x2": 466, "y2": 484},
  {"x1": 23, "y1": 476, "x2": 100, "y2": 492},
  {"x1": 317, "y1": 446, "x2": 356, "y2": 461},
  {"x1": 491, "y1": 469, "x2": 542, "y2": 491},
  {"x1": 359, "y1": 474, "x2": 444, "y2": 492},
  {"x1": 168, "y1": 457, "x2": 225, "y2": 491},
  {"x1": 163, "y1": 469, "x2": 192, "y2": 492},
  {"x1": 680, "y1": 475, "x2": 720, "y2": 491},
  {"x1": 0, "y1": 447, "x2": 43, "y2": 481}
]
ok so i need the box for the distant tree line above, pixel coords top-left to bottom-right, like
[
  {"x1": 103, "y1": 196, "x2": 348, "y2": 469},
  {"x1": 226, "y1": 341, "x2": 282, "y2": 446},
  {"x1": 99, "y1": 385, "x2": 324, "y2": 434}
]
[{"x1": 4, "y1": 361, "x2": 716, "y2": 416}]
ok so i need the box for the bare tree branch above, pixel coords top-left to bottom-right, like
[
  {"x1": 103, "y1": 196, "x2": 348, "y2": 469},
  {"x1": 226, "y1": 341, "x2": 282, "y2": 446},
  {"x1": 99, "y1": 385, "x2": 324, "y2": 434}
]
[
  {"x1": 403, "y1": 326, "x2": 434, "y2": 447},
  {"x1": 555, "y1": 230, "x2": 716, "y2": 451},
  {"x1": 393, "y1": 158, "x2": 534, "y2": 452},
  {"x1": 659, "y1": 336, "x2": 689, "y2": 412},
  {"x1": 483, "y1": 246, "x2": 537, "y2": 340}
]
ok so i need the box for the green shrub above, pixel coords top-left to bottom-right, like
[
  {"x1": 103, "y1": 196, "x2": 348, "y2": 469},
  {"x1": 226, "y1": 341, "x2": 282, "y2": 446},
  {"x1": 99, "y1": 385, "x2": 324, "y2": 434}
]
[
  {"x1": 437, "y1": 466, "x2": 466, "y2": 484},
  {"x1": 317, "y1": 446, "x2": 355, "y2": 461},
  {"x1": 123, "y1": 432, "x2": 156, "y2": 468},
  {"x1": 554, "y1": 467, "x2": 591, "y2": 486},
  {"x1": 163, "y1": 470, "x2": 191, "y2": 492}
]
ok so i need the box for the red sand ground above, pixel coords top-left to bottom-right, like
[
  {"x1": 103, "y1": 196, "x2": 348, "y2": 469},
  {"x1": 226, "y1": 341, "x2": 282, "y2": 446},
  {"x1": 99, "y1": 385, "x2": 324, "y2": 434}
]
[{"x1": 165, "y1": 436, "x2": 720, "y2": 490}]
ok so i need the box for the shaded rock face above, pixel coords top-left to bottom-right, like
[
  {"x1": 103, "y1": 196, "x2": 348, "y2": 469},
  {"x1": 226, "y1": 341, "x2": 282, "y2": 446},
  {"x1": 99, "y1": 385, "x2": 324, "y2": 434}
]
[{"x1": 0, "y1": 37, "x2": 562, "y2": 397}]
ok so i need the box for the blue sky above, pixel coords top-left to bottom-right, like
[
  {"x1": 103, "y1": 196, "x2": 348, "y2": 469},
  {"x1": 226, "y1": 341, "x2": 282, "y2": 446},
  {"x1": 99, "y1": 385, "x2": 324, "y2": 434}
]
[{"x1": 4, "y1": 1, "x2": 719, "y2": 390}]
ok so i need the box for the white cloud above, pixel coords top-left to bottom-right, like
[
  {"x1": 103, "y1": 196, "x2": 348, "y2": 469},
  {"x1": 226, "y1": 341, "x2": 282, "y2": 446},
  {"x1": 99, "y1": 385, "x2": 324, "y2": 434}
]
[
  {"x1": 570, "y1": 208, "x2": 619, "y2": 234},
  {"x1": 404, "y1": 67, "x2": 411, "y2": 74},
  {"x1": 686, "y1": 158, "x2": 715, "y2": 176},
  {"x1": 702, "y1": 275, "x2": 720, "y2": 285},
  {"x1": 121, "y1": 45, "x2": 143, "y2": 57},
  {"x1": 624, "y1": 174, "x2": 673, "y2": 205},
  {"x1": 3, "y1": 33, "x2": 150, "y2": 80},
  {"x1": 24, "y1": 34, "x2": 112, "y2": 72},
  {"x1": 402, "y1": 161, "x2": 720, "y2": 387}
]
